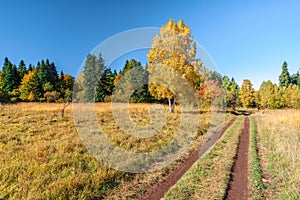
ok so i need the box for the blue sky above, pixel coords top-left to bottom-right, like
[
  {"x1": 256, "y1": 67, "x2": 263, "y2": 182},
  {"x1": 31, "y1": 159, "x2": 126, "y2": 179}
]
[{"x1": 0, "y1": 0, "x2": 299, "y2": 89}]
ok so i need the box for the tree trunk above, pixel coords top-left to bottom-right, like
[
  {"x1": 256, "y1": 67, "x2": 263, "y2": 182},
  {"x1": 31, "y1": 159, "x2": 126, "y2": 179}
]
[
  {"x1": 61, "y1": 102, "x2": 70, "y2": 118},
  {"x1": 61, "y1": 108, "x2": 65, "y2": 118},
  {"x1": 168, "y1": 98, "x2": 175, "y2": 113}
]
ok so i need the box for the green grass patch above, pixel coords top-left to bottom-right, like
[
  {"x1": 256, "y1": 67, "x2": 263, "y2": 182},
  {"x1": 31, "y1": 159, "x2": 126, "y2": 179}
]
[{"x1": 249, "y1": 116, "x2": 265, "y2": 200}]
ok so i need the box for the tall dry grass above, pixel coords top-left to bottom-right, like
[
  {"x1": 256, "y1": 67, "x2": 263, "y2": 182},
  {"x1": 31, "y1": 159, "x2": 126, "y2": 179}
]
[
  {"x1": 255, "y1": 109, "x2": 300, "y2": 199},
  {"x1": 0, "y1": 102, "x2": 220, "y2": 199}
]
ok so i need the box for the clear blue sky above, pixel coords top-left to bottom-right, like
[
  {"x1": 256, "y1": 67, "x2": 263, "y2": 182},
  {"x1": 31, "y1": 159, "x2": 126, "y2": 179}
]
[{"x1": 0, "y1": 0, "x2": 299, "y2": 89}]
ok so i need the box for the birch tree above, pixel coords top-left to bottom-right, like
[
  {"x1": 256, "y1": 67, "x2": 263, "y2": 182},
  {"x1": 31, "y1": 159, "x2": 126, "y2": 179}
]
[{"x1": 147, "y1": 19, "x2": 202, "y2": 112}]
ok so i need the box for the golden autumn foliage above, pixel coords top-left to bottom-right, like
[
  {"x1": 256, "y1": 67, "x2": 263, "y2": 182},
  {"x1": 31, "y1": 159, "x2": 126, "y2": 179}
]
[
  {"x1": 27, "y1": 91, "x2": 36, "y2": 102},
  {"x1": 198, "y1": 80, "x2": 224, "y2": 107},
  {"x1": 19, "y1": 69, "x2": 39, "y2": 101},
  {"x1": 147, "y1": 19, "x2": 202, "y2": 103},
  {"x1": 113, "y1": 74, "x2": 122, "y2": 86},
  {"x1": 239, "y1": 79, "x2": 255, "y2": 108}
]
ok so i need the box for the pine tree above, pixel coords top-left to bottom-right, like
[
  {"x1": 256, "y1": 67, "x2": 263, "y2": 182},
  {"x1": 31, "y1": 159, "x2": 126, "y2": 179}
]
[
  {"x1": 34, "y1": 59, "x2": 58, "y2": 99},
  {"x1": 279, "y1": 61, "x2": 291, "y2": 88},
  {"x1": 18, "y1": 60, "x2": 27, "y2": 80},
  {"x1": 35, "y1": 60, "x2": 49, "y2": 97},
  {"x1": 112, "y1": 59, "x2": 147, "y2": 102},
  {"x1": 3, "y1": 58, "x2": 19, "y2": 94},
  {"x1": 48, "y1": 60, "x2": 58, "y2": 85},
  {"x1": 95, "y1": 68, "x2": 115, "y2": 102},
  {"x1": 83, "y1": 53, "x2": 105, "y2": 102},
  {"x1": 291, "y1": 72, "x2": 299, "y2": 85},
  {"x1": 0, "y1": 71, "x2": 8, "y2": 103},
  {"x1": 28, "y1": 64, "x2": 33, "y2": 72}
]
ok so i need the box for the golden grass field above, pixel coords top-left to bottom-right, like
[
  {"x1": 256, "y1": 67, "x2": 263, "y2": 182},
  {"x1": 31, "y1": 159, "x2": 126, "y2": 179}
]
[
  {"x1": 254, "y1": 110, "x2": 300, "y2": 199},
  {"x1": 1, "y1": 103, "x2": 298, "y2": 199},
  {"x1": 0, "y1": 102, "x2": 218, "y2": 199}
]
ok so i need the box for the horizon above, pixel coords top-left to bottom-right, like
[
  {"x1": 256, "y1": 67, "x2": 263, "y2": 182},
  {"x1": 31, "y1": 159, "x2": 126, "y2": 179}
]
[{"x1": 1, "y1": 0, "x2": 300, "y2": 89}]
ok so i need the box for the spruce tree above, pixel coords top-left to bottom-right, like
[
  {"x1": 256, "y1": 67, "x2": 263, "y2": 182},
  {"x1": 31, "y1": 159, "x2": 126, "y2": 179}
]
[
  {"x1": 3, "y1": 58, "x2": 19, "y2": 94},
  {"x1": 18, "y1": 60, "x2": 27, "y2": 80},
  {"x1": 95, "y1": 68, "x2": 115, "y2": 102},
  {"x1": 279, "y1": 61, "x2": 291, "y2": 88},
  {"x1": 83, "y1": 53, "x2": 105, "y2": 102},
  {"x1": 291, "y1": 72, "x2": 299, "y2": 85},
  {"x1": 28, "y1": 64, "x2": 33, "y2": 72},
  {"x1": 35, "y1": 60, "x2": 49, "y2": 98},
  {"x1": 0, "y1": 71, "x2": 8, "y2": 103},
  {"x1": 48, "y1": 62, "x2": 58, "y2": 85}
]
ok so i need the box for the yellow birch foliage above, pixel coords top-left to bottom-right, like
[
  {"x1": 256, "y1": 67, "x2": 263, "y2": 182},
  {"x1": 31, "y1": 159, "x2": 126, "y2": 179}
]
[
  {"x1": 239, "y1": 79, "x2": 255, "y2": 108},
  {"x1": 19, "y1": 69, "x2": 39, "y2": 101},
  {"x1": 147, "y1": 19, "x2": 202, "y2": 100}
]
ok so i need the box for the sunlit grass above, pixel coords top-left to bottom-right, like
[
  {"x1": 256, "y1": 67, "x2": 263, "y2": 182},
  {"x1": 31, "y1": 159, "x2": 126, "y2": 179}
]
[
  {"x1": 249, "y1": 116, "x2": 265, "y2": 200},
  {"x1": 0, "y1": 104, "x2": 121, "y2": 199},
  {"x1": 255, "y1": 110, "x2": 300, "y2": 199},
  {"x1": 0, "y1": 102, "x2": 221, "y2": 199}
]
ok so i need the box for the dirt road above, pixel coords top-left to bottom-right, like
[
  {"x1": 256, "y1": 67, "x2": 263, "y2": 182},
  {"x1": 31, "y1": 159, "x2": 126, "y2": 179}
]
[
  {"x1": 224, "y1": 117, "x2": 250, "y2": 200},
  {"x1": 137, "y1": 116, "x2": 238, "y2": 200}
]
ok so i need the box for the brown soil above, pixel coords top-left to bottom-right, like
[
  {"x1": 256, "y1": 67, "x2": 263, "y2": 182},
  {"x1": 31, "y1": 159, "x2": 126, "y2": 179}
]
[
  {"x1": 224, "y1": 117, "x2": 250, "y2": 200},
  {"x1": 137, "y1": 116, "x2": 237, "y2": 200}
]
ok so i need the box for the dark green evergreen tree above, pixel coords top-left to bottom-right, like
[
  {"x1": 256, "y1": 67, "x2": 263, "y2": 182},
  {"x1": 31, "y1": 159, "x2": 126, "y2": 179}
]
[
  {"x1": 279, "y1": 61, "x2": 291, "y2": 87},
  {"x1": 18, "y1": 60, "x2": 27, "y2": 81},
  {"x1": 28, "y1": 64, "x2": 33, "y2": 72},
  {"x1": 113, "y1": 59, "x2": 155, "y2": 103},
  {"x1": 48, "y1": 61, "x2": 58, "y2": 85},
  {"x1": 33, "y1": 59, "x2": 58, "y2": 99},
  {"x1": 0, "y1": 71, "x2": 8, "y2": 103},
  {"x1": 113, "y1": 69, "x2": 117, "y2": 77},
  {"x1": 83, "y1": 53, "x2": 105, "y2": 102},
  {"x1": 2, "y1": 57, "x2": 19, "y2": 94},
  {"x1": 291, "y1": 72, "x2": 299, "y2": 85},
  {"x1": 35, "y1": 60, "x2": 49, "y2": 98},
  {"x1": 95, "y1": 68, "x2": 115, "y2": 102}
]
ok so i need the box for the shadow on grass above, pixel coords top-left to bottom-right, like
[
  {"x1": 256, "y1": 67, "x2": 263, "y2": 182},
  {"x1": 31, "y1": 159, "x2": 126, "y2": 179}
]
[{"x1": 228, "y1": 110, "x2": 253, "y2": 116}]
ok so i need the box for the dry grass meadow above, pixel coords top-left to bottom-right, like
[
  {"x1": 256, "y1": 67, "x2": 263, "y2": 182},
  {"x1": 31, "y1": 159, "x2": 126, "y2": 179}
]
[
  {"x1": 254, "y1": 110, "x2": 300, "y2": 199},
  {"x1": 0, "y1": 102, "x2": 222, "y2": 199},
  {"x1": 1, "y1": 103, "x2": 298, "y2": 199}
]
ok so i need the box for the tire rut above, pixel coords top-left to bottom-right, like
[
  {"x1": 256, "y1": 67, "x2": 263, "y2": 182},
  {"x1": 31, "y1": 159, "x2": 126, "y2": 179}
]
[
  {"x1": 223, "y1": 116, "x2": 250, "y2": 200},
  {"x1": 137, "y1": 116, "x2": 238, "y2": 200}
]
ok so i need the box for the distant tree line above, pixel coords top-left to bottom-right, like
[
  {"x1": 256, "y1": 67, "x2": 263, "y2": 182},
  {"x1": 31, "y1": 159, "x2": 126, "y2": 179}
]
[
  {"x1": 256, "y1": 61, "x2": 300, "y2": 109},
  {"x1": 222, "y1": 61, "x2": 300, "y2": 109},
  {"x1": 1, "y1": 55, "x2": 299, "y2": 110},
  {"x1": 0, "y1": 57, "x2": 74, "y2": 103}
]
